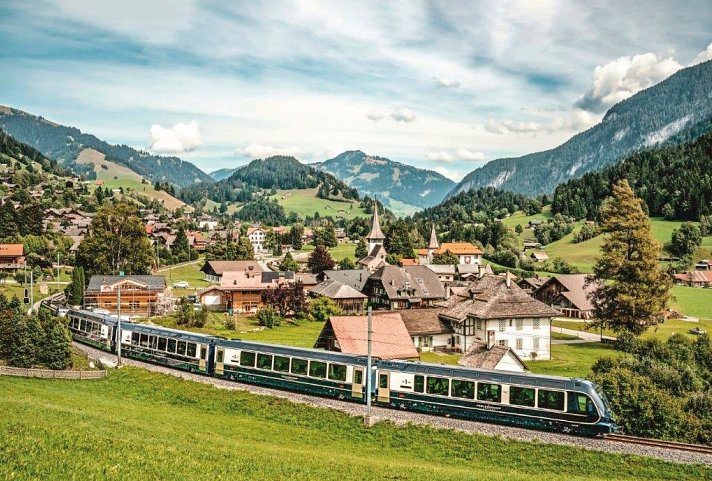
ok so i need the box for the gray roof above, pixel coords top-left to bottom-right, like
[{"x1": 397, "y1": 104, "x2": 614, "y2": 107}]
[
  {"x1": 399, "y1": 308, "x2": 453, "y2": 336},
  {"x1": 458, "y1": 340, "x2": 526, "y2": 370},
  {"x1": 425, "y1": 264, "x2": 456, "y2": 275},
  {"x1": 366, "y1": 205, "x2": 385, "y2": 240},
  {"x1": 370, "y1": 265, "x2": 445, "y2": 301},
  {"x1": 537, "y1": 274, "x2": 600, "y2": 312},
  {"x1": 87, "y1": 275, "x2": 167, "y2": 291},
  {"x1": 310, "y1": 280, "x2": 367, "y2": 300},
  {"x1": 323, "y1": 269, "x2": 369, "y2": 292}
]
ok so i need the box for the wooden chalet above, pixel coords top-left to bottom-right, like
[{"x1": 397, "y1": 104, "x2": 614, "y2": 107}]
[
  {"x1": 84, "y1": 275, "x2": 168, "y2": 317},
  {"x1": 0, "y1": 244, "x2": 25, "y2": 271},
  {"x1": 309, "y1": 279, "x2": 367, "y2": 314},
  {"x1": 364, "y1": 265, "x2": 446, "y2": 310}
]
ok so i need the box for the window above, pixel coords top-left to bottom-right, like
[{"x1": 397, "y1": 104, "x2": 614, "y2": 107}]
[
  {"x1": 200, "y1": 346, "x2": 207, "y2": 360},
  {"x1": 568, "y1": 393, "x2": 596, "y2": 415},
  {"x1": 216, "y1": 349, "x2": 224, "y2": 363},
  {"x1": 533, "y1": 337, "x2": 540, "y2": 351},
  {"x1": 538, "y1": 390, "x2": 565, "y2": 411},
  {"x1": 498, "y1": 320, "x2": 506, "y2": 332},
  {"x1": 515, "y1": 338, "x2": 523, "y2": 350},
  {"x1": 149, "y1": 336, "x2": 158, "y2": 349},
  {"x1": 426, "y1": 376, "x2": 449, "y2": 396},
  {"x1": 328, "y1": 363, "x2": 347, "y2": 382},
  {"x1": 291, "y1": 358, "x2": 308, "y2": 375},
  {"x1": 167, "y1": 339, "x2": 177, "y2": 353},
  {"x1": 256, "y1": 353, "x2": 273, "y2": 370},
  {"x1": 80, "y1": 319, "x2": 86, "y2": 331},
  {"x1": 515, "y1": 319, "x2": 523, "y2": 331},
  {"x1": 131, "y1": 332, "x2": 139, "y2": 345},
  {"x1": 498, "y1": 340, "x2": 507, "y2": 347},
  {"x1": 379, "y1": 373, "x2": 388, "y2": 389},
  {"x1": 186, "y1": 343, "x2": 197, "y2": 358},
  {"x1": 309, "y1": 361, "x2": 327, "y2": 378},
  {"x1": 273, "y1": 355, "x2": 290, "y2": 372},
  {"x1": 240, "y1": 351, "x2": 256, "y2": 367},
  {"x1": 129, "y1": 301, "x2": 140, "y2": 310},
  {"x1": 140, "y1": 334, "x2": 149, "y2": 347},
  {"x1": 158, "y1": 337, "x2": 167, "y2": 351},
  {"x1": 414, "y1": 375, "x2": 424, "y2": 393},
  {"x1": 177, "y1": 341, "x2": 187, "y2": 356},
  {"x1": 533, "y1": 318, "x2": 540, "y2": 330},
  {"x1": 509, "y1": 320, "x2": 513, "y2": 327},
  {"x1": 510, "y1": 386, "x2": 536, "y2": 407},
  {"x1": 451, "y1": 380, "x2": 475, "y2": 399},
  {"x1": 353, "y1": 368, "x2": 363, "y2": 385},
  {"x1": 476, "y1": 320, "x2": 482, "y2": 330},
  {"x1": 477, "y1": 383, "x2": 501, "y2": 403}
]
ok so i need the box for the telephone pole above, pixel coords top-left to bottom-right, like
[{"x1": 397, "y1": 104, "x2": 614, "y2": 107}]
[
  {"x1": 116, "y1": 285, "x2": 122, "y2": 367},
  {"x1": 364, "y1": 305, "x2": 374, "y2": 427}
]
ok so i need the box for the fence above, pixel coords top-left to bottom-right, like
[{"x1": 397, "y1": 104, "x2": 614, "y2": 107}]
[{"x1": 0, "y1": 366, "x2": 107, "y2": 379}]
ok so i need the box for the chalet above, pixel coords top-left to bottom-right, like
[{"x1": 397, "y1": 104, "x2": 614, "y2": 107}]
[
  {"x1": 199, "y1": 270, "x2": 297, "y2": 314},
  {"x1": 247, "y1": 227, "x2": 267, "y2": 253},
  {"x1": 695, "y1": 260, "x2": 712, "y2": 271},
  {"x1": 522, "y1": 241, "x2": 541, "y2": 252},
  {"x1": 424, "y1": 264, "x2": 456, "y2": 284},
  {"x1": 314, "y1": 312, "x2": 419, "y2": 360},
  {"x1": 357, "y1": 205, "x2": 389, "y2": 273},
  {"x1": 84, "y1": 275, "x2": 168, "y2": 317},
  {"x1": 309, "y1": 280, "x2": 367, "y2": 314},
  {"x1": 187, "y1": 231, "x2": 208, "y2": 251},
  {"x1": 530, "y1": 251, "x2": 549, "y2": 263},
  {"x1": 364, "y1": 265, "x2": 446, "y2": 310},
  {"x1": 200, "y1": 260, "x2": 264, "y2": 283},
  {"x1": 438, "y1": 273, "x2": 559, "y2": 360},
  {"x1": 674, "y1": 270, "x2": 712, "y2": 288},
  {"x1": 320, "y1": 269, "x2": 369, "y2": 293},
  {"x1": 517, "y1": 276, "x2": 550, "y2": 295},
  {"x1": 528, "y1": 220, "x2": 543, "y2": 229},
  {"x1": 0, "y1": 244, "x2": 25, "y2": 271},
  {"x1": 458, "y1": 340, "x2": 527, "y2": 373},
  {"x1": 417, "y1": 225, "x2": 484, "y2": 265},
  {"x1": 399, "y1": 308, "x2": 453, "y2": 352},
  {"x1": 533, "y1": 274, "x2": 600, "y2": 319}
]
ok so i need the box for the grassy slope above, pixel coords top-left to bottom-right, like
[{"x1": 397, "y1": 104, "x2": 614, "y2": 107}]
[
  {"x1": 269, "y1": 188, "x2": 369, "y2": 220},
  {"x1": 0, "y1": 369, "x2": 704, "y2": 481},
  {"x1": 297, "y1": 243, "x2": 357, "y2": 261}
]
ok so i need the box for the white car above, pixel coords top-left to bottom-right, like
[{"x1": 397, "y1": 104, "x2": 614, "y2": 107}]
[{"x1": 173, "y1": 281, "x2": 190, "y2": 289}]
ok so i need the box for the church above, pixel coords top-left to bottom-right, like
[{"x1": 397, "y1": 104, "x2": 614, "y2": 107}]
[{"x1": 357, "y1": 204, "x2": 389, "y2": 273}]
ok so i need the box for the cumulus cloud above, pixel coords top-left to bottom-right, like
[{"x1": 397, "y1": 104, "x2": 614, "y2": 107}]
[
  {"x1": 426, "y1": 149, "x2": 485, "y2": 163},
  {"x1": 237, "y1": 143, "x2": 305, "y2": 160},
  {"x1": 485, "y1": 109, "x2": 598, "y2": 135},
  {"x1": 366, "y1": 110, "x2": 387, "y2": 122},
  {"x1": 455, "y1": 148, "x2": 486, "y2": 161},
  {"x1": 689, "y1": 42, "x2": 712, "y2": 66},
  {"x1": 433, "y1": 76, "x2": 461, "y2": 88},
  {"x1": 148, "y1": 121, "x2": 202, "y2": 153},
  {"x1": 389, "y1": 107, "x2": 416, "y2": 123},
  {"x1": 575, "y1": 53, "x2": 682, "y2": 112},
  {"x1": 434, "y1": 166, "x2": 465, "y2": 182}
]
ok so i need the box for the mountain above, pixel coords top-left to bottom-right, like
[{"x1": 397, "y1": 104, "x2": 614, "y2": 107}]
[
  {"x1": 315, "y1": 150, "x2": 455, "y2": 214},
  {"x1": 0, "y1": 105, "x2": 213, "y2": 188},
  {"x1": 450, "y1": 60, "x2": 712, "y2": 197},
  {"x1": 209, "y1": 167, "x2": 238, "y2": 181}
]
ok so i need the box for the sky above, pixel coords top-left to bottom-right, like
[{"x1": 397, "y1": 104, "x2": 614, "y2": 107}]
[{"x1": 1, "y1": 1, "x2": 711, "y2": 181}]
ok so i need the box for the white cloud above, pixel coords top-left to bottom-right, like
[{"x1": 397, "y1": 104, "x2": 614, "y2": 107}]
[
  {"x1": 426, "y1": 149, "x2": 485, "y2": 163},
  {"x1": 366, "y1": 110, "x2": 387, "y2": 122},
  {"x1": 433, "y1": 76, "x2": 461, "y2": 88},
  {"x1": 575, "y1": 53, "x2": 682, "y2": 112},
  {"x1": 426, "y1": 151, "x2": 454, "y2": 162},
  {"x1": 148, "y1": 121, "x2": 202, "y2": 153},
  {"x1": 434, "y1": 166, "x2": 465, "y2": 182},
  {"x1": 455, "y1": 148, "x2": 486, "y2": 162},
  {"x1": 389, "y1": 107, "x2": 416, "y2": 123},
  {"x1": 689, "y1": 42, "x2": 712, "y2": 66},
  {"x1": 485, "y1": 109, "x2": 598, "y2": 135},
  {"x1": 237, "y1": 143, "x2": 305, "y2": 160}
]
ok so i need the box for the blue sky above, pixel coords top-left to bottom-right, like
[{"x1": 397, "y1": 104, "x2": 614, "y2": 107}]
[{"x1": 1, "y1": 0, "x2": 711, "y2": 180}]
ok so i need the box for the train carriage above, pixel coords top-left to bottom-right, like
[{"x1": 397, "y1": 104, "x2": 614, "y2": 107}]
[
  {"x1": 374, "y1": 360, "x2": 616, "y2": 436},
  {"x1": 66, "y1": 309, "x2": 118, "y2": 352},
  {"x1": 213, "y1": 339, "x2": 373, "y2": 402}
]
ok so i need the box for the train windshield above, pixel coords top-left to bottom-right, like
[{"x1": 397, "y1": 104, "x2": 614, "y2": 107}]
[{"x1": 593, "y1": 383, "x2": 613, "y2": 414}]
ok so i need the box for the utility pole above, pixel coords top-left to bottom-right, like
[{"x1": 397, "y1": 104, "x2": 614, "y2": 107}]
[
  {"x1": 56, "y1": 253, "x2": 60, "y2": 295},
  {"x1": 29, "y1": 269, "x2": 34, "y2": 314},
  {"x1": 364, "y1": 305, "x2": 373, "y2": 427},
  {"x1": 117, "y1": 285, "x2": 122, "y2": 367}
]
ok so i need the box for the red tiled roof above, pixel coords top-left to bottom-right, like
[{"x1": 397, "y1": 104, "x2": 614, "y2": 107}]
[
  {"x1": 437, "y1": 242, "x2": 483, "y2": 255},
  {"x1": 324, "y1": 313, "x2": 419, "y2": 360},
  {"x1": 0, "y1": 244, "x2": 24, "y2": 257}
]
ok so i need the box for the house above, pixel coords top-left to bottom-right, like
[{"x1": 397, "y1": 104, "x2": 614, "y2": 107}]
[
  {"x1": 457, "y1": 339, "x2": 527, "y2": 373},
  {"x1": 0, "y1": 244, "x2": 25, "y2": 271},
  {"x1": 424, "y1": 264, "x2": 456, "y2": 284},
  {"x1": 417, "y1": 225, "x2": 484, "y2": 265},
  {"x1": 457, "y1": 263, "x2": 493, "y2": 281},
  {"x1": 530, "y1": 251, "x2": 549, "y2": 263},
  {"x1": 247, "y1": 227, "x2": 267, "y2": 253},
  {"x1": 438, "y1": 273, "x2": 559, "y2": 360},
  {"x1": 357, "y1": 205, "x2": 389, "y2": 273},
  {"x1": 695, "y1": 260, "x2": 712, "y2": 271},
  {"x1": 320, "y1": 269, "x2": 369, "y2": 293},
  {"x1": 314, "y1": 312, "x2": 419, "y2": 360},
  {"x1": 187, "y1": 231, "x2": 208, "y2": 251},
  {"x1": 364, "y1": 265, "x2": 446, "y2": 310},
  {"x1": 200, "y1": 260, "x2": 264, "y2": 283},
  {"x1": 674, "y1": 270, "x2": 712, "y2": 288},
  {"x1": 517, "y1": 276, "x2": 550, "y2": 295},
  {"x1": 522, "y1": 241, "x2": 541, "y2": 252},
  {"x1": 199, "y1": 270, "x2": 296, "y2": 313},
  {"x1": 533, "y1": 274, "x2": 600, "y2": 319},
  {"x1": 528, "y1": 220, "x2": 542, "y2": 229},
  {"x1": 84, "y1": 275, "x2": 168, "y2": 317},
  {"x1": 198, "y1": 217, "x2": 219, "y2": 230},
  {"x1": 399, "y1": 308, "x2": 454, "y2": 352},
  {"x1": 309, "y1": 280, "x2": 367, "y2": 314}
]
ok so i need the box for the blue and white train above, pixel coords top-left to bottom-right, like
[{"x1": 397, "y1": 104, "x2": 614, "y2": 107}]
[{"x1": 66, "y1": 309, "x2": 618, "y2": 436}]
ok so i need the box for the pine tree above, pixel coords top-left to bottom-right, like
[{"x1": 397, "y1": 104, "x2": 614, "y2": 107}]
[
  {"x1": 235, "y1": 237, "x2": 255, "y2": 261},
  {"x1": 173, "y1": 226, "x2": 191, "y2": 263},
  {"x1": 290, "y1": 224, "x2": 304, "y2": 250},
  {"x1": 279, "y1": 252, "x2": 300, "y2": 272},
  {"x1": 0, "y1": 201, "x2": 17, "y2": 239},
  {"x1": 66, "y1": 267, "x2": 85, "y2": 306},
  {"x1": 40, "y1": 318, "x2": 72, "y2": 369},
  {"x1": 307, "y1": 244, "x2": 335, "y2": 273},
  {"x1": 9, "y1": 316, "x2": 42, "y2": 368},
  {"x1": 590, "y1": 180, "x2": 672, "y2": 335},
  {"x1": 355, "y1": 238, "x2": 368, "y2": 259}
]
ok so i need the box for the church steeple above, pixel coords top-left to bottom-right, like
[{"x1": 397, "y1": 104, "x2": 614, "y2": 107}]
[
  {"x1": 428, "y1": 224, "x2": 439, "y2": 250},
  {"x1": 367, "y1": 203, "x2": 385, "y2": 242}
]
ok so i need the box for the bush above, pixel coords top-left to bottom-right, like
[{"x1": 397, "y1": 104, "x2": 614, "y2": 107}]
[
  {"x1": 308, "y1": 296, "x2": 342, "y2": 323},
  {"x1": 257, "y1": 307, "x2": 282, "y2": 328}
]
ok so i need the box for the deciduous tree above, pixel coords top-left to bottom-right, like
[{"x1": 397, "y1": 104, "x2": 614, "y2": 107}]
[{"x1": 307, "y1": 244, "x2": 334, "y2": 273}]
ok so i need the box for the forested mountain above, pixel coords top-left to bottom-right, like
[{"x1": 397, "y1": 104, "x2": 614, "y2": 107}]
[
  {"x1": 0, "y1": 128, "x2": 68, "y2": 177},
  {"x1": 450, "y1": 60, "x2": 712, "y2": 197},
  {"x1": 180, "y1": 156, "x2": 359, "y2": 204},
  {"x1": 209, "y1": 167, "x2": 238, "y2": 181},
  {"x1": 0, "y1": 106, "x2": 213, "y2": 187},
  {"x1": 316, "y1": 150, "x2": 455, "y2": 213},
  {"x1": 552, "y1": 128, "x2": 712, "y2": 221}
]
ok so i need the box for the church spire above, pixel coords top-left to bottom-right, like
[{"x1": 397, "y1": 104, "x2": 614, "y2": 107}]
[
  {"x1": 367, "y1": 203, "x2": 385, "y2": 240},
  {"x1": 428, "y1": 224, "x2": 439, "y2": 250}
]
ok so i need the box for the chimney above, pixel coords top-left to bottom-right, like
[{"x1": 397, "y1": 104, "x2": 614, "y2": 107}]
[
  {"x1": 477, "y1": 265, "x2": 484, "y2": 279},
  {"x1": 487, "y1": 330, "x2": 495, "y2": 350},
  {"x1": 505, "y1": 271, "x2": 512, "y2": 288}
]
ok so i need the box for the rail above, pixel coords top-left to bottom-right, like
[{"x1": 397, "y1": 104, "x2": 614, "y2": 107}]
[
  {"x1": 604, "y1": 433, "x2": 712, "y2": 455},
  {"x1": 0, "y1": 366, "x2": 107, "y2": 379}
]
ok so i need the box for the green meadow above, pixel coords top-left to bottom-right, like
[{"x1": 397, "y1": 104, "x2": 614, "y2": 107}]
[{"x1": 270, "y1": 188, "x2": 369, "y2": 220}]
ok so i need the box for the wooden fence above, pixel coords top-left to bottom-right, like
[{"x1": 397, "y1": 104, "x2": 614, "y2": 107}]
[{"x1": 0, "y1": 366, "x2": 107, "y2": 379}]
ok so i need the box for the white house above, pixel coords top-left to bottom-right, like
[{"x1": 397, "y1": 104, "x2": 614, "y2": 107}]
[{"x1": 247, "y1": 227, "x2": 266, "y2": 253}]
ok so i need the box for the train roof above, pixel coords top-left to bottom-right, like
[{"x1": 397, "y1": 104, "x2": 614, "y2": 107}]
[
  {"x1": 67, "y1": 309, "x2": 118, "y2": 327},
  {"x1": 215, "y1": 338, "x2": 369, "y2": 365},
  {"x1": 122, "y1": 322, "x2": 219, "y2": 344}
]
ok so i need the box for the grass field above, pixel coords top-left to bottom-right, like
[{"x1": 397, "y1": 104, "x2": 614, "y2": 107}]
[
  {"x1": 270, "y1": 188, "x2": 369, "y2": 220},
  {"x1": 528, "y1": 343, "x2": 623, "y2": 377},
  {"x1": 298, "y1": 243, "x2": 357, "y2": 261},
  {"x1": 671, "y1": 285, "x2": 712, "y2": 319},
  {"x1": 0, "y1": 368, "x2": 704, "y2": 481},
  {"x1": 553, "y1": 316, "x2": 712, "y2": 341}
]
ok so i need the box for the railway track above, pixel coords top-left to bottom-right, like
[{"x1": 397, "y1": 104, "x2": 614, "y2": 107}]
[{"x1": 604, "y1": 433, "x2": 712, "y2": 455}]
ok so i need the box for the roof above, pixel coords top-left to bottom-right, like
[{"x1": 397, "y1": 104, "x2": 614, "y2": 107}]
[
  {"x1": 202, "y1": 260, "x2": 263, "y2": 276},
  {"x1": 457, "y1": 263, "x2": 493, "y2": 275},
  {"x1": 458, "y1": 341, "x2": 526, "y2": 370},
  {"x1": 439, "y1": 274, "x2": 560, "y2": 321},
  {"x1": 317, "y1": 313, "x2": 419, "y2": 360},
  {"x1": 370, "y1": 265, "x2": 445, "y2": 300},
  {"x1": 366, "y1": 205, "x2": 385, "y2": 240},
  {"x1": 310, "y1": 280, "x2": 367, "y2": 299},
  {"x1": 437, "y1": 242, "x2": 483, "y2": 255},
  {"x1": 675, "y1": 270, "x2": 712, "y2": 283},
  {"x1": 399, "y1": 308, "x2": 453, "y2": 336},
  {"x1": 519, "y1": 276, "x2": 550, "y2": 290},
  {"x1": 428, "y1": 225, "x2": 439, "y2": 249},
  {"x1": 539, "y1": 274, "x2": 600, "y2": 311},
  {"x1": 219, "y1": 270, "x2": 295, "y2": 290},
  {"x1": 399, "y1": 258, "x2": 419, "y2": 266},
  {"x1": 322, "y1": 269, "x2": 369, "y2": 292},
  {"x1": 86, "y1": 275, "x2": 167, "y2": 291},
  {"x1": 425, "y1": 264, "x2": 456, "y2": 275},
  {"x1": 0, "y1": 244, "x2": 24, "y2": 257},
  {"x1": 531, "y1": 251, "x2": 549, "y2": 260}
]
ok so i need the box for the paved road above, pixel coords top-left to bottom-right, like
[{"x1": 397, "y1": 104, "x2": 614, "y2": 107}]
[{"x1": 551, "y1": 325, "x2": 617, "y2": 344}]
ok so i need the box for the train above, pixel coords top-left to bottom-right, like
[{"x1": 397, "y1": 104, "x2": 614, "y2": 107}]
[{"x1": 66, "y1": 308, "x2": 619, "y2": 436}]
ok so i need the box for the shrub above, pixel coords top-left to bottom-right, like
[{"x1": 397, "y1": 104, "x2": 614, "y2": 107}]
[{"x1": 257, "y1": 307, "x2": 282, "y2": 328}]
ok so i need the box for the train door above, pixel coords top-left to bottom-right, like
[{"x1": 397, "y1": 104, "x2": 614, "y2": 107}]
[
  {"x1": 215, "y1": 347, "x2": 225, "y2": 375},
  {"x1": 199, "y1": 344, "x2": 208, "y2": 372},
  {"x1": 377, "y1": 371, "x2": 390, "y2": 403},
  {"x1": 351, "y1": 367, "x2": 364, "y2": 398}
]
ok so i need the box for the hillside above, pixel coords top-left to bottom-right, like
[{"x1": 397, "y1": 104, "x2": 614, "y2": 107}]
[
  {"x1": 0, "y1": 105, "x2": 213, "y2": 188},
  {"x1": 316, "y1": 150, "x2": 455, "y2": 214},
  {"x1": 450, "y1": 60, "x2": 712, "y2": 197},
  {"x1": 209, "y1": 167, "x2": 237, "y2": 181}
]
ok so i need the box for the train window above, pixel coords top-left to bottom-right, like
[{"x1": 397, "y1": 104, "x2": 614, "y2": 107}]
[
  {"x1": 538, "y1": 390, "x2": 565, "y2": 411},
  {"x1": 240, "y1": 351, "x2": 256, "y2": 367},
  {"x1": 413, "y1": 375, "x2": 424, "y2": 393},
  {"x1": 477, "y1": 383, "x2": 501, "y2": 403},
  {"x1": 131, "y1": 332, "x2": 140, "y2": 345},
  {"x1": 379, "y1": 374, "x2": 388, "y2": 389},
  {"x1": 273, "y1": 355, "x2": 290, "y2": 372},
  {"x1": 451, "y1": 380, "x2": 475, "y2": 399},
  {"x1": 140, "y1": 334, "x2": 149, "y2": 347},
  {"x1": 167, "y1": 339, "x2": 177, "y2": 353},
  {"x1": 309, "y1": 361, "x2": 327, "y2": 379},
  {"x1": 291, "y1": 358, "x2": 308, "y2": 375},
  {"x1": 216, "y1": 350, "x2": 224, "y2": 363},
  {"x1": 186, "y1": 343, "x2": 197, "y2": 358},
  {"x1": 568, "y1": 393, "x2": 596, "y2": 415},
  {"x1": 328, "y1": 363, "x2": 347, "y2": 382},
  {"x1": 426, "y1": 376, "x2": 450, "y2": 396},
  {"x1": 149, "y1": 336, "x2": 158, "y2": 349},
  {"x1": 177, "y1": 341, "x2": 187, "y2": 356},
  {"x1": 80, "y1": 319, "x2": 86, "y2": 331},
  {"x1": 158, "y1": 337, "x2": 167, "y2": 351},
  {"x1": 353, "y1": 369, "x2": 363, "y2": 385},
  {"x1": 256, "y1": 353, "x2": 273, "y2": 370},
  {"x1": 200, "y1": 346, "x2": 207, "y2": 360},
  {"x1": 509, "y1": 386, "x2": 536, "y2": 407}
]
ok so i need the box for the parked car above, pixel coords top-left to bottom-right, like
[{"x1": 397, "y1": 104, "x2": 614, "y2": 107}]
[
  {"x1": 689, "y1": 327, "x2": 706, "y2": 335},
  {"x1": 186, "y1": 294, "x2": 198, "y2": 303},
  {"x1": 173, "y1": 281, "x2": 190, "y2": 289}
]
